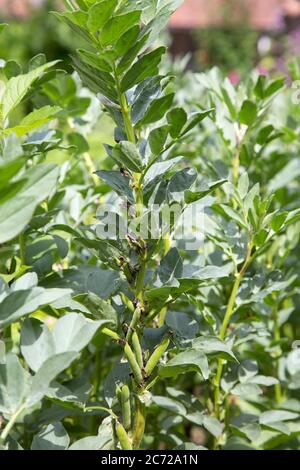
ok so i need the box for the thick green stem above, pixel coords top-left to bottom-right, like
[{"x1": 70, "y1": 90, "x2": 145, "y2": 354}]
[
  {"x1": 135, "y1": 258, "x2": 146, "y2": 303},
  {"x1": 113, "y1": 62, "x2": 148, "y2": 451},
  {"x1": 0, "y1": 404, "x2": 26, "y2": 446},
  {"x1": 132, "y1": 396, "x2": 146, "y2": 450}
]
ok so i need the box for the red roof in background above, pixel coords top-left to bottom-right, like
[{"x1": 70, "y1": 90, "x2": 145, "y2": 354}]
[{"x1": 169, "y1": 0, "x2": 291, "y2": 30}]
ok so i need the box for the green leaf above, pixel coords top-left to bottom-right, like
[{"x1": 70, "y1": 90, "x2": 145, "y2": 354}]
[
  {"x1": 180, "y1": 109, "x2": 213, "y2": 136},
  {"x1": 215, "y1": 203, "x2": 248, "y2": 230},
  {"x1": 158, "y1": 247, "x2": 183, "y2": 284},
  {"x1": 159, "y1": 349, "x2": 209, "y2": 380},
  {"x1": 71, "y1": 54, "x2": 118, "y2": 103},
  {"x1": 53, "y1": 313, "x2": 108, "y2": 354},
  {"x1": 271, "y1": 212, "x2": 288, "y2": 233},
  {"x1": 259, "y1": 410, "x2": 299, "y2": 425},
  {"x1": 0, "y1": 354, "x2": 30, "y2": 414},
  {"x1": 21, "y1": 313, "x2": 108, "y2": 373},
  {"x1": 144, "y1": 157, "x2": 181, "y2": 187},
  {"x1": 0, "y1": 340, "x2": 5, "y2": 364},
  {"x1": 238, "y1": 360, "x2": 258, "y2": 383},
  {"x1": 167, "y1": 107, "x2": 187, "y2": 138},
  {"x1": 43, "y1": 266, "x2": 121, "y2": 300},
  {"x1": 131, "y1": 76, "x2": 163, "y2": 125},
  {"x1": 168, "y1": 168, "x2": 197, "y2": 202},
  {"x1": 21, "y1": 318, "x2": 56, "y2": 372},
  {"x1": 0, "y1": 61, "x2": 59, "y2": 123},
  {"x1": 31, "y1": 423, "x2": 70, "y2": 450},
  {"x1": 114, "y1": 26, "x2": 140, "y2": 59},
  {"x1": 152, "y1": 395, "x2": 186, "y2": 416},
  {"x1": 112, "y1": 141, "x2": 143, "y2": 172},
  {"x1": 69, "y1": 418, "x2": 114, "y2": 450},
  {"x1": 238, "y1": 100, "x2": 257, "y2": 127},
  {"x1": 192, "y1": 336, "x2": 237, "y2": 361},
  {"x1": 3, "y1": 106, "x2": 61, "y2": 137},
  {"x1": 26, "y1": 352, "x2": 78, "y2": 407},
  {"x1": 254, "y1": 75, "x2": 266, "y2": 99},
  {"x1": 120, "y1": 47, "x2": 166, "y2": 92},
  {"x1": 116, "y1": 30, "x2": 150, "y2": 74},
  {"x1": 231, "y1": 383, "x2": 262, "y2": 398},
  {"x1": 238, "y1": 172, "x2": 249, "y2": 199},
  {"x1": 100, "y1": 11, "x2": 142, "y2": 46},
  {"x1": 87, "y1": 0, "x2": 118, "y2": 32},
  {"x1": 264, "y1": 78, "x2": 285, "y2": 98},
  {"x1": 203, "y1": 415, "x2": 223, "y2": 438},
  {"x1": 53, "y1": 10, "x2": 90, "y2": 43},
  {"x1": 2, "y1": 60, "x2": 22, "y2": 80},
  {"x1": 139, "y1": 93, "x2": 175, "y2": 126},
  {"x1": 148, "y1": 125, "x2": 169, "y2": 155},
  {"x1": 96, "y1": 170, "x2": 134, "y2": 203},
  {"x1": 77, "y1": 49, "x2": 113, "y2": 73},
  {"x1": 0, "y1": 164, "x2": 59, "y2": 244},
  {"x1": 166, "y1": 311, "x2": 199, "y2": 339},
  {"x1": 0, "y1": 273, "x2": 71, "y2": 329},
  {"x1": 184, "y1": 179, "x2": 226, "y2": 204},
  {"x1": 75, "y1": 292, "x2": 118, "y2": 324}
]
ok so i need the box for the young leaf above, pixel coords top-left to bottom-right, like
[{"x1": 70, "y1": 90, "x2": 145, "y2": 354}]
[
  {"x1": 0, "y1": 61, "x2": 59, "y2": 123},
  {"x1": 159, "y1": 349, "x2": 209, "y2": 380},
  {"x1": 112, "y1": 141, "x2": 143, "y2": 173},
  {"x1": 238, "y1": 100, "x2": 257, "y2": 127},
  {"x1": 100, "y1": 11, "x2": 142, "y2": 46},
  {"x1": 184, "y1": 179, "x2": 226, "y2": 204},
  {"x1": 31, "y1": 423, "x2": 70, "y2": 450},
  {"x1": 139, "y1": 93, "x2": 175, "y2": 126},
  {"x1": 167, "y1": 107, "x2": 187, "y2": 138},
  {"x1": 87, "y1": 0, "x2": 118, "y2": 32},
  {"x1": 120, "y1": 47, "x2": 166, "y2": 92}
]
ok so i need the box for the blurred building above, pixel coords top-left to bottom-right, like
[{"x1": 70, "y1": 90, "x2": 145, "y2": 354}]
[
  {"x1": 169, "y1": 0, "x2": 300, "y2": 59},
  {"x1": 170, "y1": 0, "x2": 284, "y2": 30},
  {"x1": 1, "y1": 0, "x2": 300, "y2": 28},
  {"x1": 0, "y1": 0, "x2": 45, "y2": 18},
  {"x1": 1, "y1": 0, "x2": 300, "y2": 73}
]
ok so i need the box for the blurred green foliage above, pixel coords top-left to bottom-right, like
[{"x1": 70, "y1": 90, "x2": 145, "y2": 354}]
[
  {"x1": 0, "y1": 0, "x2": 83, "y2": 69},
  {"x1": 195, "y1": 26, "x2": 259, "y2": 76}
]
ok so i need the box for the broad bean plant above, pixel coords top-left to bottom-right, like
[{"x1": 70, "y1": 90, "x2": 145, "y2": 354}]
[{"x1": 0, "y1": 0, "x2": 300, "y2": 451}]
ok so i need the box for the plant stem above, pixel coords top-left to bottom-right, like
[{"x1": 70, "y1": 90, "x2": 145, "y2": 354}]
[
  {"x1": 214, "y1": 240, "x2": 253, "y2": 421},
  {"x1": 135, "y1": 258, "x2": 146, "y2": 303},
  {"x1": 132, "y1": 396, "x2": 146, "y2": 450},
  {"x1": 19, "y1": 232, "x2": 26, "y2": 267},
  {"x1": 84, "y1": 405, "x2": 117, "y2": 420},
  {"x1": 83, "y1": 152, "x2": 98, "y2": 185},
  {"x1": 113, "y1": 64, "x2": 135, "y2": 145},
  {"x1": 0, "y1": 404, "x2": 26, "y2": 445},
  {"x1": 113, "y1": 62, "x2": 147, "y2": 450},
  {"x1": 273, "y1": 302, "x2": 283, "y2": 403},
  {"x1": 67, "y1": 118, "x2": 97, "y2": 183},
  {"x1": 232, "y1": 125, "x2": 247, "y2": 186},
  {"x1": 232, "y1": 150, "x2": 240, "y2": 187}
]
